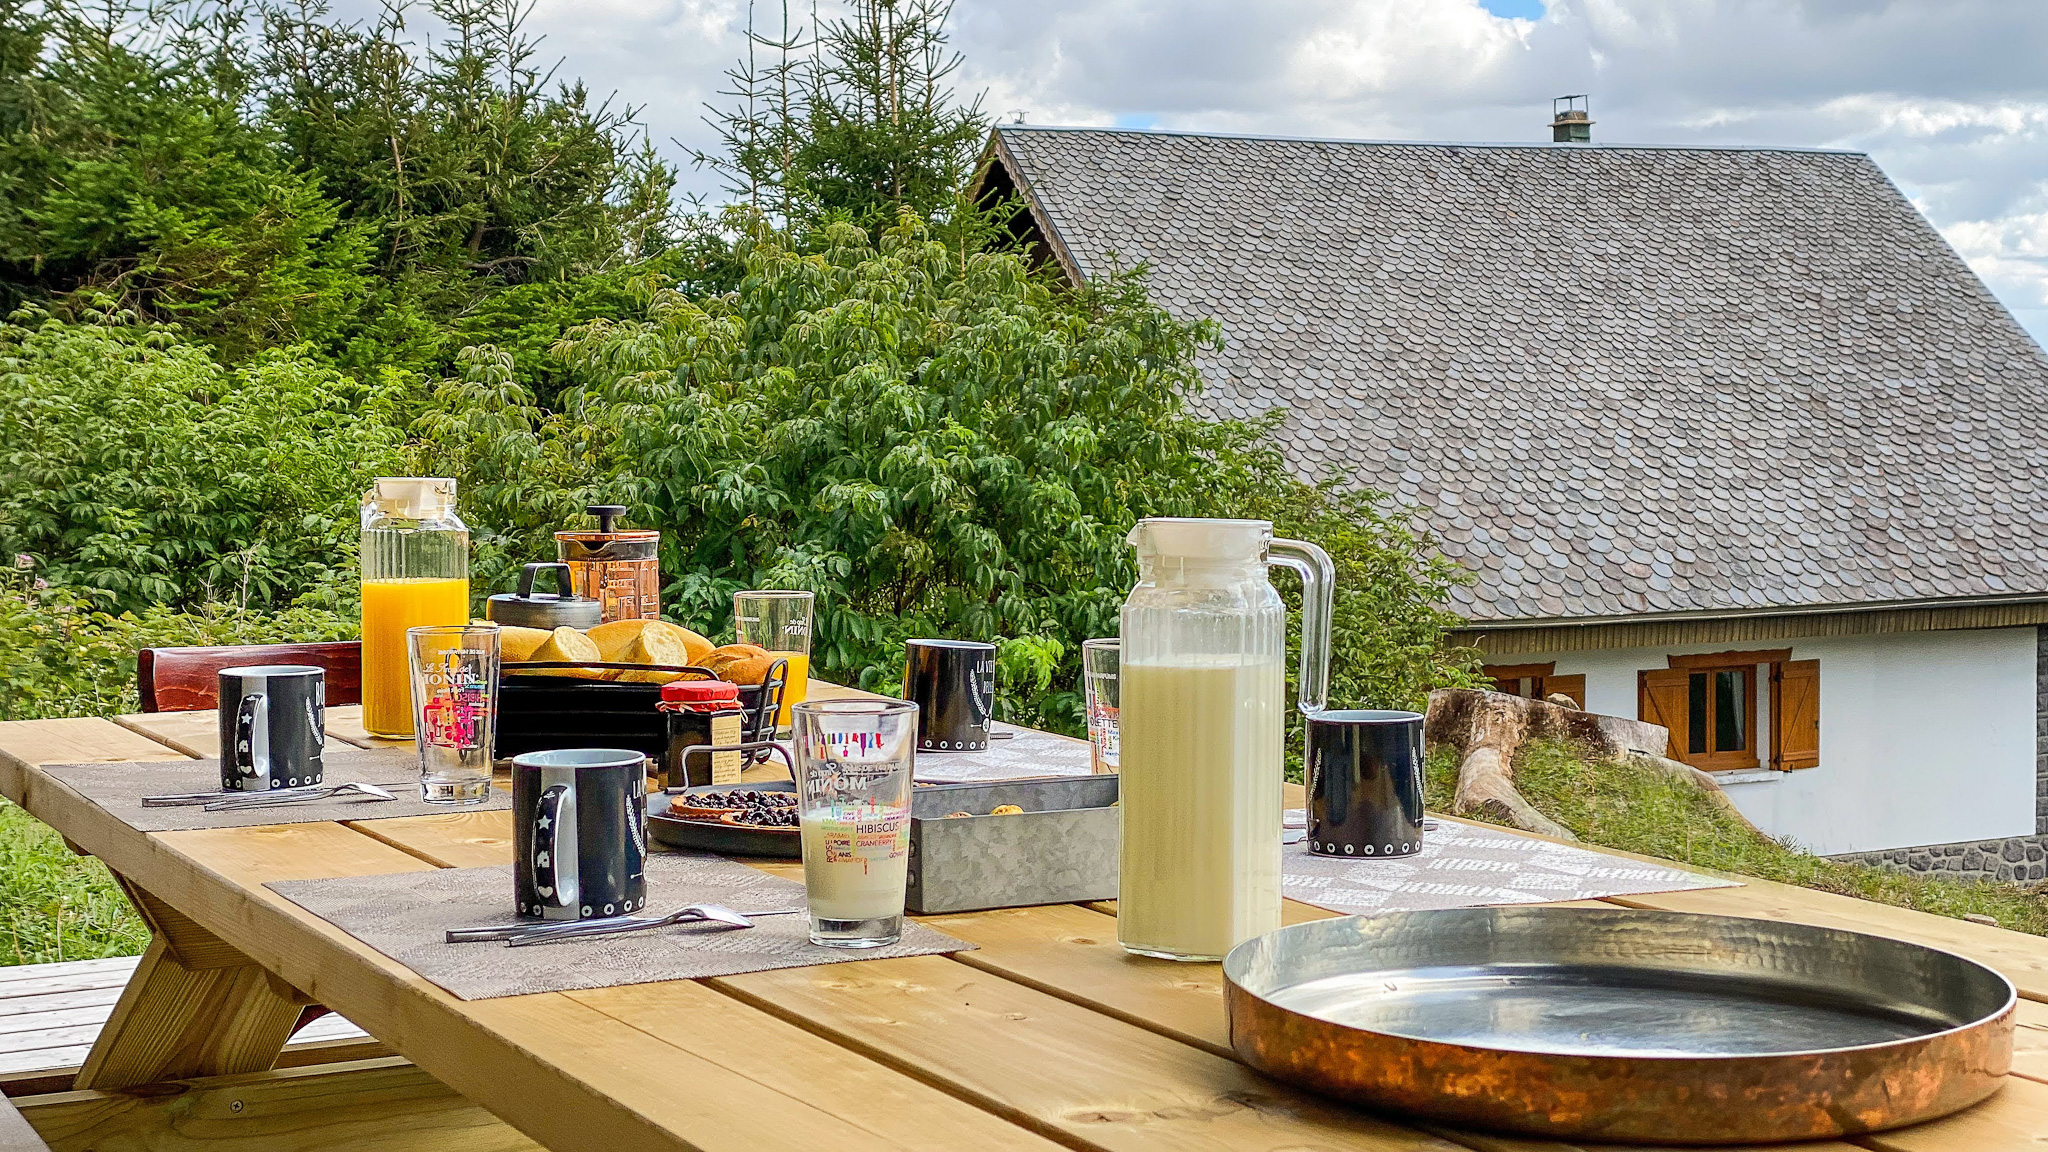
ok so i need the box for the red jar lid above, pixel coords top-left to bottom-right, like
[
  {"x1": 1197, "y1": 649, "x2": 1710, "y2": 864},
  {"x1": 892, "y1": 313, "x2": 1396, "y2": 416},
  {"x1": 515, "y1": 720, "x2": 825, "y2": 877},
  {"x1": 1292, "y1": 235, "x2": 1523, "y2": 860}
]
[{"x1": 660, "y1": 679, "x2": 740, "y2": 705}]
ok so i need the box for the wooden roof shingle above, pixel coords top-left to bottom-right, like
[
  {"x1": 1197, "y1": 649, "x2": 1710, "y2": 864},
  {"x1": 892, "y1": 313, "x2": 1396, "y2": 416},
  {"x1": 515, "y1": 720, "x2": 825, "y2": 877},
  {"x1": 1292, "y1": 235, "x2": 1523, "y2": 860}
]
[{"x1": 987, "y1": 125, "x2": 2048, "y2": 625}]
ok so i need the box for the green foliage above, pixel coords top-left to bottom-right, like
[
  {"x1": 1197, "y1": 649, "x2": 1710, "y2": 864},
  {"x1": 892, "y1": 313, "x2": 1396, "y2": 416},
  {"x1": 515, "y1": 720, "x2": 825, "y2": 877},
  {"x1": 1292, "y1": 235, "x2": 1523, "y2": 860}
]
[
  {"x1": 259, "y1": 0, "x2": 678, "y2": 295},
  {"x1": 418, "y1": 217, "x2": 1477, "y2": 731},
  {"x1": 1428, "y1": 739, "x2": 2048, "y2": 937},
  {"x1": 0, "y1": 798, "x2": 146, "y2": 963},
  {"x1": 0, "y1": 318, "x2": 408, "y2": 611},
  {"x1": 1, "y1": 0, "x2": 679, "y2": 384},
  {"x1": 698, "y1": 0, "x2": 989, "y2": 233},
  {"x1": 794, "y1": 0, "x2": 988, "y2": 228},
  {"x1": 0, "y1": 0, "x2": 371, "y2": 356},
  {"x1": 0, "y1": 578, "x2": 358, "y2": 721}
]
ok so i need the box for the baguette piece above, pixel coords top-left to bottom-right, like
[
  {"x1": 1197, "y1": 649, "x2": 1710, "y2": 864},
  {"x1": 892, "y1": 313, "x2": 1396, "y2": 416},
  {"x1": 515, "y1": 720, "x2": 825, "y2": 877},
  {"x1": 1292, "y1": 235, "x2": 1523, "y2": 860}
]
[{"x1": 524, "y1": 626, "x2": 605, "y2": 678}]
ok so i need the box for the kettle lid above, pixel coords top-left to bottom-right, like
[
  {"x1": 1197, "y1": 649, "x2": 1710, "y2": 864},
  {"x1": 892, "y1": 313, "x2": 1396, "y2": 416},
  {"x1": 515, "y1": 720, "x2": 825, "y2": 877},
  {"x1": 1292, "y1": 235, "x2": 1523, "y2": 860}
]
[{"x1": 486, "y1": 563, "x2": 603, "y2": 631}]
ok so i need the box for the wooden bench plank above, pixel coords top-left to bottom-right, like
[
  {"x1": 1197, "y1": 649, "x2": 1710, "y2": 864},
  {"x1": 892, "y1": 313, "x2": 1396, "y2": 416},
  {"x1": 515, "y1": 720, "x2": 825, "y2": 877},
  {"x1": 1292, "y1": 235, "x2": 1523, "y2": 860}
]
[
  {"x1": 0, "y1": 958, "x2": 139, "y2": 993},
  {"x1": 0, "y1": 987, "x2": 124, "y2": 1022},
  {"x1": 18, "y1": 1056, "x2": 533, "y2": 1152}
]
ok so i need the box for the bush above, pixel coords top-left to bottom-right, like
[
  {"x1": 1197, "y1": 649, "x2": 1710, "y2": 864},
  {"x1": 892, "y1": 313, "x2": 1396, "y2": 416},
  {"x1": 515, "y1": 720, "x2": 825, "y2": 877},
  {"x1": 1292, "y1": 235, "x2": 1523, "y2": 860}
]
[
  {"x1": 0, "y1": 579, "x2": 357, "y2": 721},
  {"x1": 0, "y1": 318, "x2": 408, "y2": 612},
  {"x1": 418, "y1": 217, "x2": 1479, "y2": 732}
]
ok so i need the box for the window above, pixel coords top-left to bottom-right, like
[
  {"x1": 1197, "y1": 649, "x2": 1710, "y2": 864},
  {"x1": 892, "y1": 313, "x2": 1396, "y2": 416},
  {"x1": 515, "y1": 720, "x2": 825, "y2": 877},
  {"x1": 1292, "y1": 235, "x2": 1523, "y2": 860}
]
[
  {"x1": 1481, "y1": 662, "x2": 1585, "y2": 708},
  {"x1": 1639, "y1": 650, "x2": 1819, "y2": 773}
]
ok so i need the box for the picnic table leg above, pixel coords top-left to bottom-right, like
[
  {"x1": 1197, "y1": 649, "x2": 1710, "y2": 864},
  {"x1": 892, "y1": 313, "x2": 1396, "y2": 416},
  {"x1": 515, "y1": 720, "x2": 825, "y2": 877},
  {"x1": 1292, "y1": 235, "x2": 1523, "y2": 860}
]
[{"x1": 71, "y1": 876, "x2": 308, "y2": 1092}]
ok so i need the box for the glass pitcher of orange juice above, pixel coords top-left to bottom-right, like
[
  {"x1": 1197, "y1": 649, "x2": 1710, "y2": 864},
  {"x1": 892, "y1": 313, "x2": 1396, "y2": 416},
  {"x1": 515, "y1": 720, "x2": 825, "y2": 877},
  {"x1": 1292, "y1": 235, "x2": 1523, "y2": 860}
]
[{"x1": 361, "y1": 479, "x2": 470, "y2": 738}]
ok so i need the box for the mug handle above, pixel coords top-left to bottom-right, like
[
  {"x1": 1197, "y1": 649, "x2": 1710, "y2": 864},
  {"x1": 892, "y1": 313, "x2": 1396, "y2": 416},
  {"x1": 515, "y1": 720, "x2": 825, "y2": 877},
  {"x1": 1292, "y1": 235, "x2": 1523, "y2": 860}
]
[
  {"x1": 234, "y1": 694, "x2": 263, "y2": 783},
  {"x1": 532, "y1": 784, "x2": 579, "y2": 910}
]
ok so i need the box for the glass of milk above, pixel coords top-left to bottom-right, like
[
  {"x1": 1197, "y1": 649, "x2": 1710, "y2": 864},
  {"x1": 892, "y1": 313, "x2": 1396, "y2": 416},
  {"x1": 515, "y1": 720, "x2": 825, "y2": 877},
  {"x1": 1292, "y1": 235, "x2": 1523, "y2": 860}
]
[{"x1": 791, "y1": 698, "x2": 918, "y2": 948}]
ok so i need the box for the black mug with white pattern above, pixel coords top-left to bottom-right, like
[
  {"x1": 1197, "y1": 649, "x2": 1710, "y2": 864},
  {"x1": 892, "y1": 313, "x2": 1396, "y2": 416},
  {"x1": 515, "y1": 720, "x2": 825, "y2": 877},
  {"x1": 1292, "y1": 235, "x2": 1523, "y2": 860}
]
[
  {"x1": 511, "y1": 748, "x2": 648, "y2": 921},
  {"x1": 216, "y1": 665, "x2": 325, "y2": 791},
  {"x1": 1306, "y1": 709, "x2": 1426, "y2": 859},
  {"x1": 902, "y1": 639, "x2": 996, "y2": 751}
]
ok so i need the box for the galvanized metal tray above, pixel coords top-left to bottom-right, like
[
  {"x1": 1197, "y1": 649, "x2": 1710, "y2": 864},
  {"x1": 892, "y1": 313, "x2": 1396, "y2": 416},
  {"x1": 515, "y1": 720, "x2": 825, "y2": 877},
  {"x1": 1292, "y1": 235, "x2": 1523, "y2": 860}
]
[{"x1": 1224, "y1": 906, "x2": 2015, "y2": 1144}]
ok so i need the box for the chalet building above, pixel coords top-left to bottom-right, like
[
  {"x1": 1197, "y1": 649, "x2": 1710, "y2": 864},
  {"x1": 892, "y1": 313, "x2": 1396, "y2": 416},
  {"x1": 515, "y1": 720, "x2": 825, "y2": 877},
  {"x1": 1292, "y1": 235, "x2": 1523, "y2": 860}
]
[{"x1": 977, "y1": 124, "x2": 2048, "y2": 878}]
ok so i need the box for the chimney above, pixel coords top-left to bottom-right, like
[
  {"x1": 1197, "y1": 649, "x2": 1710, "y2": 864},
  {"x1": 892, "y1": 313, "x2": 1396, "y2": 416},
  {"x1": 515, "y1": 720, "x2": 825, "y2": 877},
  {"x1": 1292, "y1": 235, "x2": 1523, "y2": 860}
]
[{"x1": 1551, "y1": 95, "x2": 1592, "y2": 143}]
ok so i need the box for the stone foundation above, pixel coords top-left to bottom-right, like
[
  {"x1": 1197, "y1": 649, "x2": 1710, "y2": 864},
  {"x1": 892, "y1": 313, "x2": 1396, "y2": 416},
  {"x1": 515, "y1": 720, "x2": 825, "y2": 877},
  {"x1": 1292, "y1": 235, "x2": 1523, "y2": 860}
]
[{"x1": 1831, "y1": 835, "x2": 2048, "y2": 885}]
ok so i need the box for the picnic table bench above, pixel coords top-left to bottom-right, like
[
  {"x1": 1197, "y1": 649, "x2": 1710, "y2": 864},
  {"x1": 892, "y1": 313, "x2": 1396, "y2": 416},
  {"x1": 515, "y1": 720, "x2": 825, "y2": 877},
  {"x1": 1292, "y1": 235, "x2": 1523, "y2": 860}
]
[{"x1": 2, "y1": 697, "x2": 2046, "y2": 1150}]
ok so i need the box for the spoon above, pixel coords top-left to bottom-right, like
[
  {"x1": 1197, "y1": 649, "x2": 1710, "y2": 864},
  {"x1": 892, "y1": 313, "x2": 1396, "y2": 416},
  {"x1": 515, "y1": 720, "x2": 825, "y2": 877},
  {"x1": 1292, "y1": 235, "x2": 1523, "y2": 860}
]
[
  {"x1": 504, "y1": 904, "x2": 799, "y2": 947},
  {"x1": 202, "y1": 781, "x2": 400, "y2": 811}
]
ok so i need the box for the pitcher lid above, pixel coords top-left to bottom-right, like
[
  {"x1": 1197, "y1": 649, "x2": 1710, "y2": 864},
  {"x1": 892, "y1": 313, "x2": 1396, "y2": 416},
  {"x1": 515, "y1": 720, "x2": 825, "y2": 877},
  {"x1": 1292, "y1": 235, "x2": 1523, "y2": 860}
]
[
  {"x1": 1127, "y1": 518, "x2": 1272, "y2": 562},
  {"x1": 368, "y1": 477, "x2": 456, "y2": 520}
]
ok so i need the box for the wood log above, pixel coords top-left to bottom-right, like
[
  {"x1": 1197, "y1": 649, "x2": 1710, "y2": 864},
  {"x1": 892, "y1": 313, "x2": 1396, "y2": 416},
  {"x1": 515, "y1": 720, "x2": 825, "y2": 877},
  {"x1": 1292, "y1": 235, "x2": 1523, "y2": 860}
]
[{"x1": 1424, "y1": 688, "x2": 1765, "y2": 840}]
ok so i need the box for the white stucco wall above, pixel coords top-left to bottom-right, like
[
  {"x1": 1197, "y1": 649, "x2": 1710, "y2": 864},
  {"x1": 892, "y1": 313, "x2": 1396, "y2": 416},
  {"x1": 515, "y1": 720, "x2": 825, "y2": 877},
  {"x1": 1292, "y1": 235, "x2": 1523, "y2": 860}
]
[{"x1": 1486, "y1": 627, "x2": 2039, "y2": 856}]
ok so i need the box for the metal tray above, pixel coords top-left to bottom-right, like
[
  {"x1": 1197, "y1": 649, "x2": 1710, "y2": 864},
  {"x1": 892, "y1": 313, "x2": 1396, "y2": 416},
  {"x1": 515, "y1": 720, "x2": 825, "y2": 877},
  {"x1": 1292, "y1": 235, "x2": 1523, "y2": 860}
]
[{"x1": 1224, "y1": 907, "x2": 2015, "y2": 1144}]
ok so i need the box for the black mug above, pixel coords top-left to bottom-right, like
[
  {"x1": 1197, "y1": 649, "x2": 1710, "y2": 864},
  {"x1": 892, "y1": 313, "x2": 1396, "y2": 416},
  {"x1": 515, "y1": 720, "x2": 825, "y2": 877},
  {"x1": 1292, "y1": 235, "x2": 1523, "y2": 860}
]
[
  {"x1": 903, "y1": 639, "x2": 996, "y2": 751},
  {"x1": 1306, "y1": 710, "x2": 1426, "y2": 858},
  {"x1": 217, "y1": 665, "x2": 325, "y2": 791},
  {"x1": 511, "y1": 748, "x2": 648, "y2": 921}
]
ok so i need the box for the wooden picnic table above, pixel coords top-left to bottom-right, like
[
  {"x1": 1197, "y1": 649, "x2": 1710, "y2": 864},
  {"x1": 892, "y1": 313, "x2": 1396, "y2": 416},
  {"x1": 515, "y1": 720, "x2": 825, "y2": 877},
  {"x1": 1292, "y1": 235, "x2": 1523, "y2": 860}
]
[{"x1": 3, "y1": 700, "x2": 2048, "y2": 1151}]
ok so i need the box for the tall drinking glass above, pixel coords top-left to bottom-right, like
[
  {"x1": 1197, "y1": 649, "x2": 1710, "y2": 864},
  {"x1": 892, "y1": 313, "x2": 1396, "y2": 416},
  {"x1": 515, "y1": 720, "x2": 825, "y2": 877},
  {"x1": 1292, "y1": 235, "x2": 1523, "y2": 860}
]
[
  {"x1": 792, "y1": 699, "x2": 916, "y2": 948},
  {"x1": 735, "y1": 590, "x2": 814, "y2": 729},
  {"x1": 1082, "y1": 638, "x2": 1120, "y2": 775},
  {"x1": 408, "y1": 624, "x2": 500, "y2": 804}
]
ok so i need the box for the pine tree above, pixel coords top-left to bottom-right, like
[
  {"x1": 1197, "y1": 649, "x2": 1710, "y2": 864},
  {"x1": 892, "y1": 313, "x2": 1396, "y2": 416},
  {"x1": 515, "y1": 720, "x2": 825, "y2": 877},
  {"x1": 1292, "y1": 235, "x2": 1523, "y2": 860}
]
[
  {"x1": 797, "y1": 0, "x2": 988, "y2": 226},
  {"x1": 699, "y1": 0, "x2": 988, "y2": 232}
]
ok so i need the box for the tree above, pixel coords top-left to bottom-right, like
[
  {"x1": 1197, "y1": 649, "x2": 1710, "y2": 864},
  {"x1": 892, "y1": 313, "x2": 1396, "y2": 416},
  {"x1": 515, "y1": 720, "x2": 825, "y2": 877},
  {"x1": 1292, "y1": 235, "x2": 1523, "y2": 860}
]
[
  {"x1": 421, "y1": 216, "x2": 1479, "y2": 729},
  {"x1": 0, "y1": 0, "x2": 371, "y2": 357},
  {"x1": 698, "y1": 0, "x2": 988, "y2": 232}
]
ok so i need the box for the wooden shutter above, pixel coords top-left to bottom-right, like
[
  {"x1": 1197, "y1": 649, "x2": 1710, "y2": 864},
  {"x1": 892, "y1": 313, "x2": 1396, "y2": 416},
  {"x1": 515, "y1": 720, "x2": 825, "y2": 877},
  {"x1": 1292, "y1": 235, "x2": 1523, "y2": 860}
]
[
  {"x1": 1545, "y1": 674, "x2": 1586, "y2": 708},
  {"x1": 1638, "y1": 670, "x2": 1690, "y2": 761},
  {"x1": 1771, "y1": 659, "x2": 1820, "y2": 771}
]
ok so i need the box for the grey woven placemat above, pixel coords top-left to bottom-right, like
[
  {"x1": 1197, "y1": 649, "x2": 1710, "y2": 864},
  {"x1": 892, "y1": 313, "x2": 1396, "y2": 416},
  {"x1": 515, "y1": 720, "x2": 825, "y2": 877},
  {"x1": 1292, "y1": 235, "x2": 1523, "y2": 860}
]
[
  {"x1": 43, "y1": 748, "x2": 508, "y2": 831},
  {"x1": 1282, "y1": 812, "x2": 1738, "y2": 914},
  {"x1": 269, "y1": 852, "x2": 970, "y2": 1000}
]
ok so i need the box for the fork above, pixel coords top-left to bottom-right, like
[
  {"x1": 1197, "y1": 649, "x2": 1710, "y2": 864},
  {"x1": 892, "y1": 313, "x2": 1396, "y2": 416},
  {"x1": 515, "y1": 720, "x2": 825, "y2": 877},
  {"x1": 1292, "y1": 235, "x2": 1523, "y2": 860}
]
[
  {"x1": 446, "y1": 906, "x2": 801, "y2": 944},
  {"x1": 202, "y1": 781, "x2": 400, "y2": 811},
  {"x1": 503, "y1": 904, "x2": 797, "y2": 947}
]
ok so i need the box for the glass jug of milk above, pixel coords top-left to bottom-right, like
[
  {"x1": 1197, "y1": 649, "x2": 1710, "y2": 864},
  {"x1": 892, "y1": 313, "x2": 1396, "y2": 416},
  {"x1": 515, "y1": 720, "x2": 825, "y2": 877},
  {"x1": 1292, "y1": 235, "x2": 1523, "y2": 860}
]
[{"x1": 1117, "y1": 518, "x2": 1333, "y2": 961}]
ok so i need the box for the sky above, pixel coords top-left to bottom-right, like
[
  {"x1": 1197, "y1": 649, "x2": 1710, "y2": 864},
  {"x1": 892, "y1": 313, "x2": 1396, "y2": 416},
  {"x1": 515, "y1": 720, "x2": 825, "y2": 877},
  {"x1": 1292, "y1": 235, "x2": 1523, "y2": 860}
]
[{"x1": 489, "y1": 0, "x2": 2048, "y2": 344}]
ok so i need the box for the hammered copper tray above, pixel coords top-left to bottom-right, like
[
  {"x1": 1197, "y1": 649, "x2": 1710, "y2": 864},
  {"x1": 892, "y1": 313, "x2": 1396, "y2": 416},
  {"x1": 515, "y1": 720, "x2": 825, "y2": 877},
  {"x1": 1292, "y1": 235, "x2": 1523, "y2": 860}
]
[{"x1": 1224, "y1": 907, "x2": 2015, "y2": 1144}]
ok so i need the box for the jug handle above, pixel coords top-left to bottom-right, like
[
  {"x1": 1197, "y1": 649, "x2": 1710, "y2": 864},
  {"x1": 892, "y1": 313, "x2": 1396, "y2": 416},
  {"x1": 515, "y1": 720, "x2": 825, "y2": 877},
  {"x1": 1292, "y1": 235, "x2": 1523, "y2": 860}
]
[{"x1": 1267, "y1": 538, "x2": 1334, "y2": 715}]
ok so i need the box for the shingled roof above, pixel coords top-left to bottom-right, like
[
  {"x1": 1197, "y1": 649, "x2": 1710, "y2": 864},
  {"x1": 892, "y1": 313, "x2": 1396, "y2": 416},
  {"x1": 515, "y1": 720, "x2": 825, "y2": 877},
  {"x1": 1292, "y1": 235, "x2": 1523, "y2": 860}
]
[{"x1": 982, "y1": 125, "x2": 2048, "y2": 627}]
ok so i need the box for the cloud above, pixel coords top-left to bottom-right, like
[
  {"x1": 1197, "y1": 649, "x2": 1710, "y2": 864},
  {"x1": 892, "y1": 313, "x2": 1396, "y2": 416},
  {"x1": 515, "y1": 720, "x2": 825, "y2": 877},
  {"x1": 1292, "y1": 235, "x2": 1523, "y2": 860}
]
[{"x1": 457, "y1": 0, "x2": 2048, "y2": 345}]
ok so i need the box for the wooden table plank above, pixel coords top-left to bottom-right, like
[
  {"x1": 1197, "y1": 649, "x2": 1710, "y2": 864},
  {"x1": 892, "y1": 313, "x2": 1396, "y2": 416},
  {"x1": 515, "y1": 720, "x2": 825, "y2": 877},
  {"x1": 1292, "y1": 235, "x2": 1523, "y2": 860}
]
[
  {"x1": 113, "y1": 709, "x2": 349, "y2": 761},
  {"x1": 0, "y1": 723, "x2": 1071, "y2": 1152},
  {"x1": 358, "y1": 801, "x2": 1470, "y2": 1152},
  {"x1": 321, "y1": 704, "x2": 407, "y2": 749},
  {"x1": 156, "y1": 824, "x2": 1062, "y2": 1152},
  {"x1": 3, "y1": 715, "x2": 2041, "y2": 1152},
  {"x1": 563, "y1": 982, "x2": 1064, "y2": 1152},
  {"x1": 1855, "y1": 1076, "x2": 2048, "y2": 1149},
  {"x1": 0, "y1": 718, "x2": 185, "y2": 792},
  {"x1": 711, "y1": 955, "x2": 1466, "y2": 1152},
  {"x1": 2006, "y1": 999, "x2": 2048, "y2": 1085},
  {"x1": 1605, "y1": 883, "x2": 2048, "y2": 1003}
]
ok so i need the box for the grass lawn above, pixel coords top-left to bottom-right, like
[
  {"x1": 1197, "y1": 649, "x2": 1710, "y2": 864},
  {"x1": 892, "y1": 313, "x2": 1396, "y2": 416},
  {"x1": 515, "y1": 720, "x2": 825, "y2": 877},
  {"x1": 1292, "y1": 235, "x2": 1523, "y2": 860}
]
[
  {"x1": 1427, "y1": 739, "x2": 2048, "y2": 937},
  {"x1": 0, "y1": 799, "x2": 147, "y2": 964}
]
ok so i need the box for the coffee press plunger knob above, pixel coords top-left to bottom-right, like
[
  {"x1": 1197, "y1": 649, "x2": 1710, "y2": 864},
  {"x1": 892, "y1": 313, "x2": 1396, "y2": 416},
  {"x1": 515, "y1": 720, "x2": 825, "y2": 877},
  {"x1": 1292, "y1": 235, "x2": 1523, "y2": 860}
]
[{"x1": 587, "y1": 505, "x2": 627, "y2": 534}]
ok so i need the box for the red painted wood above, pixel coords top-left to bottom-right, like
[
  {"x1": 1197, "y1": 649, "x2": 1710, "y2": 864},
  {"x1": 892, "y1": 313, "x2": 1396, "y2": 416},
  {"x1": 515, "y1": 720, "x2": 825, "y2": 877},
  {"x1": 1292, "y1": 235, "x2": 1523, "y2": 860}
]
[{"x1": 138, "y1": 642, "x2": 363, "y2": 713}]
